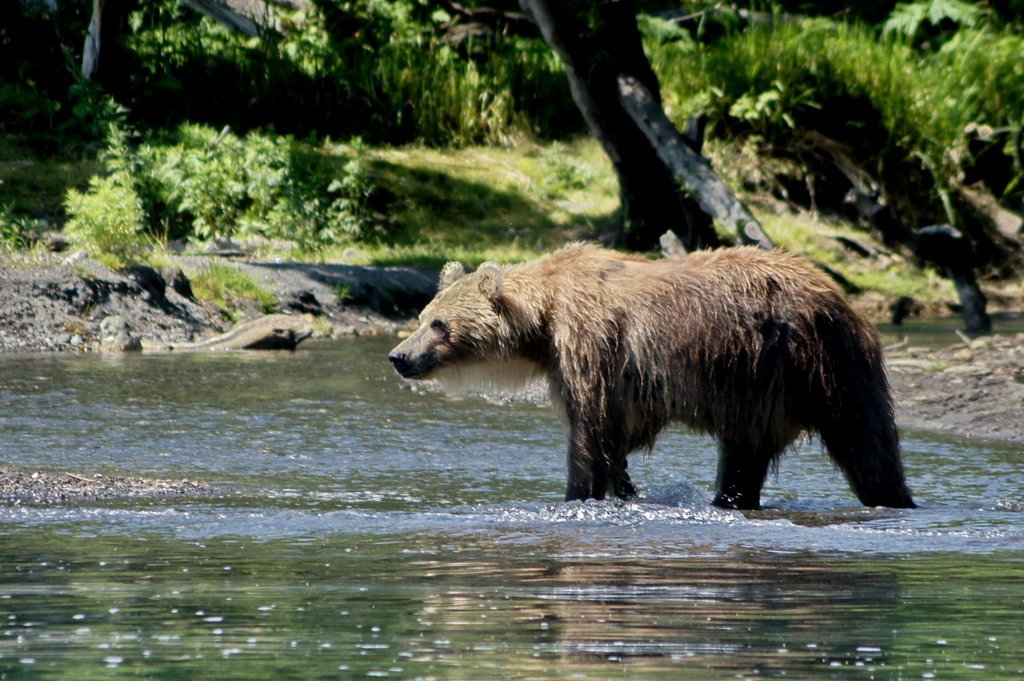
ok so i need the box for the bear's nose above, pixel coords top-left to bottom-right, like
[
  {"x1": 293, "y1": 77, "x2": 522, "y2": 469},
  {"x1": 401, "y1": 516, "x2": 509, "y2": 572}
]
[{"x1": 388, "y1": 350, "x2": 410, "y2": 374}]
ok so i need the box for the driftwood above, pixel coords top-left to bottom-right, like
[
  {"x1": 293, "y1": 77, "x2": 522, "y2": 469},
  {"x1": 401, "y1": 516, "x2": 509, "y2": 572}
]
[
  {"x1": 914, "y1": 225, "x2": 991, "y2": 333},
  {"x1": 172, "y1": 314, "x2": 313, "y2": 351}
]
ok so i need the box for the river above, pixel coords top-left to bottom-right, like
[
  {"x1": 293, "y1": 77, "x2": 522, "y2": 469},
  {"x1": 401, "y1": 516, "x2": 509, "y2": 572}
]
[{"x1": 1, "y1": 337, "x2": 1022, "y2": 679}]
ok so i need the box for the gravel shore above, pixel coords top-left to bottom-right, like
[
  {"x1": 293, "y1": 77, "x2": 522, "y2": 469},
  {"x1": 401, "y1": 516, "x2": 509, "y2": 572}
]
[{"x1": 0, "y1": 468, "x2": 215, "y2": 505}]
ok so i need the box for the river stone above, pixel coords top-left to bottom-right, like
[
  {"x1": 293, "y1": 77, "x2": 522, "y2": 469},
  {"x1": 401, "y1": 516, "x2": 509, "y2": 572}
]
[{"x1": 99, "y1": 315, "x2": 142, "y2": 352}]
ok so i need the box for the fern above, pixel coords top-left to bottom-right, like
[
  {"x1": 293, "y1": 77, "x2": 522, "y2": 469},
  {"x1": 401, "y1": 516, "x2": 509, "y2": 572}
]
[{"x1": 884, "y1": 0, "x2": 985, "y2": 41}]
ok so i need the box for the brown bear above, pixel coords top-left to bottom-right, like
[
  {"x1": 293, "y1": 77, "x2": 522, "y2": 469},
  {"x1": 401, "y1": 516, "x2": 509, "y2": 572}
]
[{"x1": 388, "y1": 243, "x2": 915, "y2": 510}]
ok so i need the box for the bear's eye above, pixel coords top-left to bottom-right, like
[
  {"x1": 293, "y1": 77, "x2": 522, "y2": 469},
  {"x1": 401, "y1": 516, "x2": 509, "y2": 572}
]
[{"x1": 430, "y1": 319, "x2": 449, "y2": 334}]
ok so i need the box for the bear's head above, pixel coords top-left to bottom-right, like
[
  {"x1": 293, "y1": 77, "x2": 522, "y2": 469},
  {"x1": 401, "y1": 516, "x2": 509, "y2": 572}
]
[{"x1": 388, "y1": 260, "x2": 513, "y2": 380}]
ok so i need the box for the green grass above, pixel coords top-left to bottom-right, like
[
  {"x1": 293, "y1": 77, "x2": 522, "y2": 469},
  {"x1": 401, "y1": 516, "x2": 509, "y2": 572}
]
[
  {"x1": 652, "y1": 20, "x2": 1024, "y2": 194},
  {"x1": 346, "y1": 140, "x2": 619, "y2": 268},
  {"x1": 758, "y1": 212, "x2": 956, "y2": 304},
  {"x1": 0, "y1": 137, "x2": 100, "y2": 227},
  {"x1": 187, "y1": 262, "x2": 278, "y2": 318}
]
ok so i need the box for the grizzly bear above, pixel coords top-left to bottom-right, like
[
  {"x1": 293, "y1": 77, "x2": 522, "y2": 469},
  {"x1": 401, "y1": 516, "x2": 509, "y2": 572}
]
[{"x1": 388, "y1": 243, "x2": 915, "y2": 510}]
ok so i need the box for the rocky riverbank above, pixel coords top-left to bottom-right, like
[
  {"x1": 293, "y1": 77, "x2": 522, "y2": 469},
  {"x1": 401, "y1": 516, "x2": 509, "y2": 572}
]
[
  {"x1": 0, "y1": 252, "x2": 435, "y2": 353},
  {"x1": 887, "y1": 333, "x2": 1024, "y2": 443}
]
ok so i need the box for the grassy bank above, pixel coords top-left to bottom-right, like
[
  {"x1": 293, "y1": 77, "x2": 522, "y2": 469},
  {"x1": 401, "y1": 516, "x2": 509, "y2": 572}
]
[{"x1": 0, "y1": 125, "x2": 964, "y2": 317}]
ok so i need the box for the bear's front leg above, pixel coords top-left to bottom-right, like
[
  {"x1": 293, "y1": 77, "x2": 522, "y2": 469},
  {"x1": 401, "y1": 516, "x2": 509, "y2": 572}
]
[
  {"x1": 565, "y1": 438, "x2": 608, "y2": 501},
  {"x1": 712, "y1": 437, "x2": 774, "y2": 510},
  {"x1": 565, "y1": 420, "x2": 633, "y2": 502},
  {"x1": 609, "y1": 459, "x2": 637, "y2": 500}
]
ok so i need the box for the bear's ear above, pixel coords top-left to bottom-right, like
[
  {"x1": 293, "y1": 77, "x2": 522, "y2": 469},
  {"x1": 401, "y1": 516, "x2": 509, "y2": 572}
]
[
  {"x1": 439, "y1": 261, "x2": 467, "y2": 290},
  {"x1": 476, "y1": 262, "x2": 504, "y2": 301}
]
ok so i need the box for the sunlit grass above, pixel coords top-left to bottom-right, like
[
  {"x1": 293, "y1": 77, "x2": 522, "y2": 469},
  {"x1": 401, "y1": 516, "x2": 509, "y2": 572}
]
[
  {"x1": 653, "y1": 20, "x2": 1024, "y2": 188},
  {"x1": 354, "y1": 140, "x2": 619, "y2": 266},
  {"x1": 758, "y1": 212, "x2": 955, "y2": 303},
  {"x1": 187, "y1": 262, "x2": 278, "y2": 319}
]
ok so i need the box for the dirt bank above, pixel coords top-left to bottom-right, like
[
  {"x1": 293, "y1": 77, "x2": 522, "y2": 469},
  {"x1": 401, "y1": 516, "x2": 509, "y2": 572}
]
[
  {"x1": 0, "y1": 252, "x2": 434, "y2": 353},
  {"x1": 888, "y1": 333, "x2": 1024, "y2": 443}
]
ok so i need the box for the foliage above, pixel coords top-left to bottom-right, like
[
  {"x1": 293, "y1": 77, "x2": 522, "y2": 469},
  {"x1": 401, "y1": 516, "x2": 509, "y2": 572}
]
[
  {"x1": 651, "y1": 18, "x2": 1024, "y2": 219},
  {"x1": 115, "y1": 1, "x2": 575, "y2": 146},
  {"x1": 0, "y1": 203, "x2": 46, "y2": 252},
  {"x1": 187, "y1": 262, "x2": 277, "y2": 318},
  {"x1": 536, "y1": 143, "x2": 596, "y2": 199},
  {"x1": 882, "y1": 0, "x2": 985, "y2": 42},
  {"x1": 63, "y1": 125, "x2": 148, "y2": 266},
  {"x1": 0, "y1": 3, "x2": 130, "y2": 143},
  {"x1": 62, "y1": 121, "x2": 375, "y2": 263},
  {"x1": 132, "y1": 125, "x2": 377, "y2": 253}
]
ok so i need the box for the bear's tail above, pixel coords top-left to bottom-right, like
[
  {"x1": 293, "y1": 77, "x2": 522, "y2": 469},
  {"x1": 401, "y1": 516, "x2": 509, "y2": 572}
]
[{"x1": 811, "y1": 322, "x2": 916, "y2": 509}]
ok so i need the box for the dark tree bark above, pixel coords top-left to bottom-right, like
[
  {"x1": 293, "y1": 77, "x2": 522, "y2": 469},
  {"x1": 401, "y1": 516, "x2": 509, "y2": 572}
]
[
  {"x1": 82, "y1": 0, "x2": 134, "y2": 83},
  {"x1": 518, "y1": 0, "x2": 771, "y2": 251}
]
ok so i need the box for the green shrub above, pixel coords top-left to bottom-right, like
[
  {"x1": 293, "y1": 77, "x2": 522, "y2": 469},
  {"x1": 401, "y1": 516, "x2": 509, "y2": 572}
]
[
  {"x1": 0, "y1": 203, "x2": 44, "y2": 252},
  {"x1": 138, "y1": 125, "x2": 376, "y2": 251},
  {"x1": 63, "y1": 125, "x2": 147, "y2": 265},
  {"x1": 64, "y1": 176, "x2": 146, "y2": 266},
  {"x1": 118, "y1": 3, "x2": 576, "y2": 145}
]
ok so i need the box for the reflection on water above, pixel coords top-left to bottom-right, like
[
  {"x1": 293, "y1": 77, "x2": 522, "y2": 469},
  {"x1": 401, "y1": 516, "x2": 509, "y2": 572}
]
[
  {"x1": 878, "y1": 311, "x2": 1024, "y2": 347},
  {"x1": 1, "y1": 338, "x2": 1022, "y2": 679}
]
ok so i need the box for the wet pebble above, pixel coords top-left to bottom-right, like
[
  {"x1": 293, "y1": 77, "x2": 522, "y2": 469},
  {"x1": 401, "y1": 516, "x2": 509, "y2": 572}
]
[{"x1": 0, "y1": 468, "x2": 215, "y2": 505}]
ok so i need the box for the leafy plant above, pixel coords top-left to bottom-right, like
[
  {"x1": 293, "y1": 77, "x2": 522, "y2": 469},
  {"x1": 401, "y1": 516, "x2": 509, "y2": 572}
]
[
  {"x1": 727, "y1": 80, "x2": 819, "y2": 131},
  {"x1": 63, "y1": 124, "x2": 147, "y2": 266},
  {"x1": 138, "y1": 125, "x2": 376, "y2": 251},
  {"x1": 0, "y1": 203, "x2": 48, "y2": 252},
  {"x1": 538, "y1": 143, "x2": 595, "y2": 199},
  {"x1": 883, "y1": 0, "x2": 985, "y2": 42},
  {"x1": 652, "y1": 18, "x2": 1024, "y2": 219}
]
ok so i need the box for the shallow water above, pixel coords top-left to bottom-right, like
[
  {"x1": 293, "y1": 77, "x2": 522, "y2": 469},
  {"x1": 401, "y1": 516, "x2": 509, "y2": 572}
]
[{"x1": 1, "y1": 337, "x2": 1022, "y2": 679}]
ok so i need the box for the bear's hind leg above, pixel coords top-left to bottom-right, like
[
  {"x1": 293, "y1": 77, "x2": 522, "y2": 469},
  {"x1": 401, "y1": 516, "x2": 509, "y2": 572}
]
[
  {"x1": 712, "y1": 438, "x2": 777, "y2": 510},
  {"x1": 609, "y1": 458, "x2": 637, "y2": 500},
  {"x1": 819, "y1": 422, "x2": 915, "y2": 508},
  {"x1": 566, "y1": 455, "x2": 608, "y2": 501}
]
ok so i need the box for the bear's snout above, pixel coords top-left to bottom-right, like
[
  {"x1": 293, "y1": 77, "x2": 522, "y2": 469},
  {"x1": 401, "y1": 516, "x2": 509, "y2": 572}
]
[
  {"x1": 387, "y1": 350, "x2": 414, "y2": 377},
  {"x1": 388, "y1": 346, "x2": 435, "y2": 379}
]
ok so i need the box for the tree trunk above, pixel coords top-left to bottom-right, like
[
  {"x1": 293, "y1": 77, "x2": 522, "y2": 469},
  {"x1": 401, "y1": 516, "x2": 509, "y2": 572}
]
[
  {"x1": 82, "y1": 0, "x2": 134, "y2": 84},
  {"x1": 519, "y1": 0, "x2": 769, "y2": 251},
  {"x1": 82, "y1": 0, "x2": 104, "y2": 80}
]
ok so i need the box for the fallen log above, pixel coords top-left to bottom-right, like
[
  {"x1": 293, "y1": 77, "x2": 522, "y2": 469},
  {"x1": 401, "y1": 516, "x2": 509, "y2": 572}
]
[
  {"x1": 913, "y1": 225, "x2": 991, "y2": 333},
  {"x1": 171, "y1": 314, "x2": 314, "y2": 351}
]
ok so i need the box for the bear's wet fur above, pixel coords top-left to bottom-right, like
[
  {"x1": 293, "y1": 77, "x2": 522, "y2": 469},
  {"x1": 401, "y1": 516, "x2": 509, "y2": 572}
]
[{"x1": 388, "y1": 243, "x2": 915, "y2": 510}]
